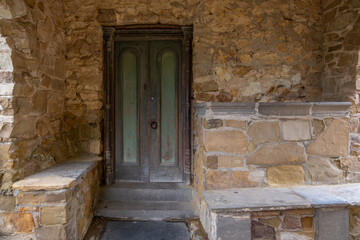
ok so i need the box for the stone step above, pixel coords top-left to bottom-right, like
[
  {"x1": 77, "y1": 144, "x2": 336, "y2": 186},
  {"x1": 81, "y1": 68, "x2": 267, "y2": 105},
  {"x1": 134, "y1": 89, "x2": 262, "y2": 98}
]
[
  {"x1": 100, "y1": 182, "x2": 193, "y2": 202},
  {"x1": 95, "y1": 201, "x2": 197, "y2": 220}
]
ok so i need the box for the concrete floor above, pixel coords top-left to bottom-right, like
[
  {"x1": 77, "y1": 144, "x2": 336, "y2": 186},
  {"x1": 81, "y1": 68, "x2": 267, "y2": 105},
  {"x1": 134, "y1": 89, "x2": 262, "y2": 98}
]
[{"x1": 99, "y1": 221, "x2": 190, "y2": 240}]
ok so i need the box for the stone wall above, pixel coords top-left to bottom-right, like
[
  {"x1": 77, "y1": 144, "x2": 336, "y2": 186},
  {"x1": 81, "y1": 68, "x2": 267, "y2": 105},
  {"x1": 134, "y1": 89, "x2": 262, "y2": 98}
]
[
  {"x1": 194, "y1": 102, "x2": 357, "y2": 197},
  {"x1": 251, "y1": 209, "x2": 315, "y2": 239},
  {"x1": 0, "y1": 0, "x2": 69, "y2": 192},
  {"x1": 321, "y1": 0, "x2": 360, "y2": 102},
  {"x1": 61, "y1": 0, "x2": 324, "y2": 157}
]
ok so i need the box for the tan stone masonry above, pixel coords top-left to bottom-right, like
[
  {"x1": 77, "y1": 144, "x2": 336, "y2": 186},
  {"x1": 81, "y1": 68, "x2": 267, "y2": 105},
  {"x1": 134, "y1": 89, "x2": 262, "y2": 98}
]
[{"x1": 194, "y1": 102, "x2": 354, "y2": 196}]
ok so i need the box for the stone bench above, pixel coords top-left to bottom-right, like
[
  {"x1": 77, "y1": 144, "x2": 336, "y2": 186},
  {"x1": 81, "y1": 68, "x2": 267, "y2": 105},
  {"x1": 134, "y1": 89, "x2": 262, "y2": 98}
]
[
  {"x1": 200, "y1": 184, "x2": 360, "y2": 240},
  {"x1": 8, "y1": 155, "x2": 102, "y2": 240}
]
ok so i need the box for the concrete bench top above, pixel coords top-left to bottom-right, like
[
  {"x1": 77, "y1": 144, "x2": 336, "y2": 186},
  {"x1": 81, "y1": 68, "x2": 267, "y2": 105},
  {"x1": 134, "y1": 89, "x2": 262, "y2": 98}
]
[
  {"x1": 202, "y1": 184, "x2": 360, "y2": 213},
  {"x1": 12, "y1": 155, "x2": 101, "y2": 192}
]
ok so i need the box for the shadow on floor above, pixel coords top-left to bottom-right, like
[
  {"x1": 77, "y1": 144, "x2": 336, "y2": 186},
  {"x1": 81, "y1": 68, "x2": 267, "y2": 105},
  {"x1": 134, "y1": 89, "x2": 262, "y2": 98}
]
[{"x1": 83, "y1": 218, "x2": 208, "y2": 240}]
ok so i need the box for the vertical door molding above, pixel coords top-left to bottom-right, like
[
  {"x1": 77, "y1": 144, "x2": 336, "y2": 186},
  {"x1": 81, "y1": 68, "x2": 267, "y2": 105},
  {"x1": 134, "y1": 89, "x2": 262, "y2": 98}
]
[
  {"x1": 103, "y1": 26, "x2": 115, "y2": 185},
  {"x1": 182, "y1": 26, "x2": 193, "y2": 185}
]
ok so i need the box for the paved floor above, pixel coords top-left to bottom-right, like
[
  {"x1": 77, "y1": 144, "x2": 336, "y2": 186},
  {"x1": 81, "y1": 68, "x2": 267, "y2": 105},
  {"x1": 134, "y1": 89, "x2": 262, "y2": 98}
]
[{"x1": 99, "y1": 221, "x2": 191, "y2": 240}]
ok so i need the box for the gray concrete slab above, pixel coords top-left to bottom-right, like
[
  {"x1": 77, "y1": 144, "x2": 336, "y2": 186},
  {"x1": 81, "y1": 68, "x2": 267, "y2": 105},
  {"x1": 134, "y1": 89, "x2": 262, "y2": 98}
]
[
  {"x1": 328, "y1": 184, "x2": 360, "y2": 205},
  {"x1": 292, "y1": 186, "x2": 347, "y2": 207},
  {"x1": 217, "y1": 214, "x2": 251, "y2": 240},
  {"x1": 99, "y1": 221, "x2": 190, "y2": 240},
  {"x1": 203, "y1": 188, "x2": 312, "y2": 212},
  {"x1": 315, "y1": 208, "x2": 349, "y2": 240}
]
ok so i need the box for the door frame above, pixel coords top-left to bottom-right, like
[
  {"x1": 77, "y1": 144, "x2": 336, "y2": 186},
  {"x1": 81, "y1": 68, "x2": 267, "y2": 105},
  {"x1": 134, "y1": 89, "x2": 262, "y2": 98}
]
[{"x1": 103, "y1": 25, "x2": 193, "y2": 185}]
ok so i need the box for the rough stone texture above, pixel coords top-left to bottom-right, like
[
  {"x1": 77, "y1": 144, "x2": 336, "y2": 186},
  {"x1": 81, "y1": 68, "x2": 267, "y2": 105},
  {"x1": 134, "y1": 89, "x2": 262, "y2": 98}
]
[
  {"x1": 248, "y1": 142, "x2": 306, "y2": 166},
  {"x1": 203, "y1": 119, "x2": 223, "y2": 129},
  {"x1": 321, "y1": 0, "x2": 360, "y2": 102},
  {"x1": 206, "y1": 170, "x2": 256, "y2": 190},
  {"x1": 350, "y1": 207, "x2": 360, "y2": 239},
  {"x1": 40, "y1": 205, "x2": 67, "y2": 225},
  {"x1": 247, "y1": 121, "x2": 280, "y2": 144},
  {"x1": 267, "y1": 165, "x2": 305, "y2": 187},
  {"x1": 205, "y1": 155, "x2": 218, "y2": 170},
  {"x1": 308, "y1": 157, "x2": 343, "y2": 184},
  {"x1": 0, "y1": 0, "x2": 70, "y2": 192},
  {"x1": 224, "y1": 120, "x2": 247, "y2": 129},
  {"x1": 251, "y1": 220, "x2": 276, "y2": 240},
  {"x1": 218, "y1": 155, "x2": 244, "y2": 168},
  {"x1": 204, "y1": 130, "x2": 248, "y2": 154},
  {"x1": 282, "y1": 120, "x2": 312, "y2": 141},
  {"x1": 217, "y1": 214, "x2": 251, "y2": 240},
  {"x1": 307, "y1": 119, "x2": 349, "y2": 157}
]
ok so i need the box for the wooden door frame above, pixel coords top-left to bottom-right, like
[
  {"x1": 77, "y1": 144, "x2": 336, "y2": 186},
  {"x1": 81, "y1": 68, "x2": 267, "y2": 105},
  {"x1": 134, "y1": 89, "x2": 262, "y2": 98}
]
[{"x1": 103, "y1": 25, "x2": 193, "y2": 185}]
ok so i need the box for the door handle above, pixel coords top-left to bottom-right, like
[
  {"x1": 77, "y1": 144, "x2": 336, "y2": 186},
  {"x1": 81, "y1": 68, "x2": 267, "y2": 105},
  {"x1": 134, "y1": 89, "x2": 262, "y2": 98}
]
[{"x1": 150, "y1": 121, "x2": 158, "y2": 129}]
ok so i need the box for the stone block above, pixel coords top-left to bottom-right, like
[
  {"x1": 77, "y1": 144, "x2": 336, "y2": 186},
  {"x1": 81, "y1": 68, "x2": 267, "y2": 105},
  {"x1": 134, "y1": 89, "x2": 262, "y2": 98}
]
[
  {"x1": 251, "y1": 220, "x2": 275, "y2": 240},
  {"x1": 248, "y1": 121, "x2": 280, "y2": 144},
  {"x1": 0, "y1": 143, "x2": 11, "y2": 168},
  {"x1": 282, "y1": 120, "x2": 311, "y2": 141},
  {"x1": 312, "y1": 102, "x2": 351, "y2": 116},
  {"x1": 307, "y1": 119, "x2": 349, "y2": 157},
  {"x1": 13, "y1": 175, "x2": 75, "y2": 191},
  {"x1": 0, "y1": 195, "x2": 15, "y2": 211},
  {"x1": 206, "y1": 170, "x2": 256, "y2": 189},
  {"x1": 258, "y1": 103, "x2": 311, "y2": 116},
  {"x1": 313, "y1": 119, "x2": 325, "y2": 136},
  {"x1": 350, "y1": 207, "x2": 360, "y2": 235},
  {"x1": 301, "y1": 217, "x2": 313, "y2": 230},
  {"x1": 258, "y1": 217, "x2": 282, "y2": 228},
  {"x1": 193, "y1": 80, "x2": 218, "y2": 92},
  {"x1": 0, "y1": 83, "x2": 14, "y2": 96},
  {"x1": 10, "y1": 212, "x2": 35, "y2": 233},
  {"x1": 204, "y1": 130, "x2": 248, "y2": 154},
  {"x1": 36, "y1": 225, "x2": 66, "y2": 240},
  {"x1": 267, "y1": 165, "x2": 305, "y2": 187},
  {"x1": 248, "y1": 142, "x2": 306, "y2": 165},
  {"x1": 205, "y1": 155, "x2": 218, "y2": 169},
  {"x1": 224, "y1": 120, "x2": 247, "y2": 129},
  {"x1": 89, "y1": 140, "x2": 102, "y2": 154},
  {"x1": 216, "y1": 214, "x2": 251, "y2": 240},
  {"x1": 40, "y1": 205, "x2": 67, "y2": 225},
  {"x1": 308, "y1": 157, "x2": 343, "y2": 184},
  {"x1": 315, "y1": 208, "x2": 349, "y2": 240},
  {"x1": 202, "y1": 103, "x2": 256, "y2": 116},
  {"x1": 16, "y1": 191, "x2": 70, "y2": 204},
  {"x1": 218, "y1": 155, "x2": 244, "y2": 168},
  {"x1": 32, "y1": 90, "x2": 48, "y2": 113},
  {"x1": 203, "y1": 119, "x2": 223, "y2": 129},
  {"x1": 0, "y1": 123, "x2": 13, "y2": 139},
  {"x1": 283, "y1": 215, "x2": 301, "y2": 229},
  {"x1": 279, "y1": 232, "x2": 313, "y2": 240}
]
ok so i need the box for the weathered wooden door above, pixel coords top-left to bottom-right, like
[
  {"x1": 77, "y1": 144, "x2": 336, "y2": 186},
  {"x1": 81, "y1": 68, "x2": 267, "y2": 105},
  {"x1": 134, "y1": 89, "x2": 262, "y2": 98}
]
[{"x1": 114, "y1": 40, "x2": 183, "y2": 182}]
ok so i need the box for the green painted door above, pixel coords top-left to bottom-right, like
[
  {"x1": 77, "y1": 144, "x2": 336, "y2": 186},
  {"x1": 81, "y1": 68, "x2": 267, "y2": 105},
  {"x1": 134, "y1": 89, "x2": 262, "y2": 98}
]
[{"x1": 115, "y1": 40, "x2": 183, "y2": 182}]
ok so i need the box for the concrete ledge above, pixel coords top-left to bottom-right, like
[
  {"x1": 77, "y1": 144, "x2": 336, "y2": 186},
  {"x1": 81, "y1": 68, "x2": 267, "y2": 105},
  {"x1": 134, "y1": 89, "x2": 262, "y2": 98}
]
[
  {"x1": 13, "y1": 156, "x2": 100, "y2": 191},
  {"x1": 201, "y1": 184, "x2": 359, "y2": 240},
  {"x1": 195, "y1": 102, "x2": 351, "y2": 117},
  {"x1": 202, "y1": 184, "x2": 360, "y2": 213}
]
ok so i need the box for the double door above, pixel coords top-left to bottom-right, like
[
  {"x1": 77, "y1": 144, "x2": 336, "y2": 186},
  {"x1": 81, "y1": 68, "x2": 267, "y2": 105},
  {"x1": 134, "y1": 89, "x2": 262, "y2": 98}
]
[{"x1": 115, "y1": 40, "x2": 183, "y2": 182}]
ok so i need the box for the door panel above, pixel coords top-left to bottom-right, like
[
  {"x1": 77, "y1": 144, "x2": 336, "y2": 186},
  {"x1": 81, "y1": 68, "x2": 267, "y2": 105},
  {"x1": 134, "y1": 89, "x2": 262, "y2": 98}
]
[
  {"x1": 160, "y1": 50, "x2": 177, "y2": 166},
  {"x1": 115, "y1": 41, "x2": 149, "y2": 181},
  {"x1": 150, "y1": 41, "x2": 182, "y2": 182},
  {"x1": 115, "y1": 40, "x2": 182, "y2": 182},
  {"x1": 122, "y1": 51, "x2": 138, "y2": 164}
]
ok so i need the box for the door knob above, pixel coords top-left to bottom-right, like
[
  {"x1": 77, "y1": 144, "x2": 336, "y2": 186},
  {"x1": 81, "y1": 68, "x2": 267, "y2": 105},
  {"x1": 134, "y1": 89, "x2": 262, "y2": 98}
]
[{"x1": 150, "y1": 121, "x2": 158, "y2": 129}]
